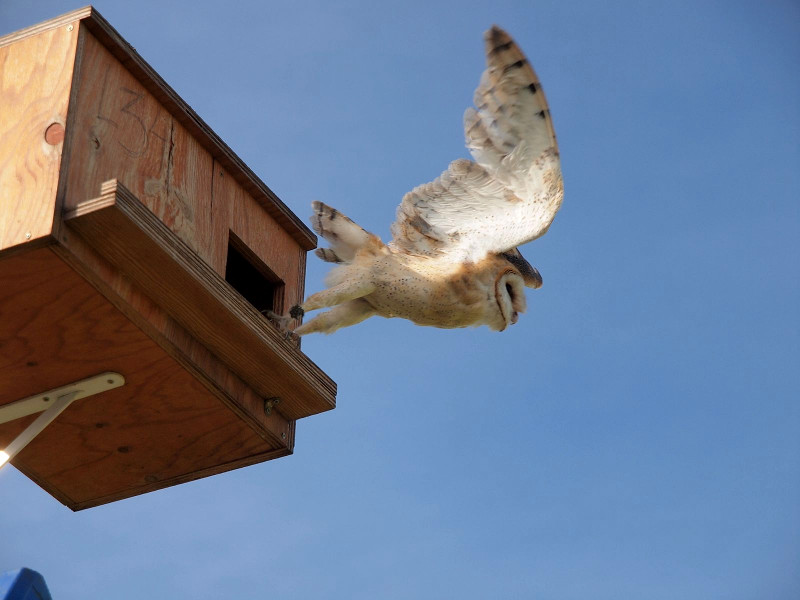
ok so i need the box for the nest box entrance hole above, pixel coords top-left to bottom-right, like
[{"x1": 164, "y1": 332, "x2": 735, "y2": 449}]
[{"x1": 225, "y1": 233, "x2": 285, "y2": 314}]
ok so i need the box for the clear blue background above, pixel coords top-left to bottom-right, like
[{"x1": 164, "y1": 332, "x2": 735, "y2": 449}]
[{"x1": 1, "y1": 1, "x2": 798, "y2": 598}]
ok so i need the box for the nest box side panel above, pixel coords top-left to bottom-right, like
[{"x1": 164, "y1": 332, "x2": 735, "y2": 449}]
[
  {"x1": 0, "y1": 20, "x2": 79, "y2": 252},
  {"x1": 0, "y1": 247, "x2": 291, "y2": 510},
  {"x1": 210, "y1": 166, "x2": 307, "y2": 316},
  {"x1": 62, "y1": 30, "x2": 215, "y2": 263}
]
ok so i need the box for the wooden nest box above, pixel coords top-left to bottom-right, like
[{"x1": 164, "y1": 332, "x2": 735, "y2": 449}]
[{"x1": 0, "y1": 7, "x2": 336, "y2": 510}]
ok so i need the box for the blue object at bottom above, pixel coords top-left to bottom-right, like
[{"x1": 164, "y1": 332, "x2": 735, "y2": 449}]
[{"x1": 0, "y1": 568, "x2": 53, "y2": 600}]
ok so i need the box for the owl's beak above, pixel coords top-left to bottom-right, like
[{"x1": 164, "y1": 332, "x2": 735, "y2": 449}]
[{"x1": 502, "y1": 248, "x2": 543, "y2": 288}]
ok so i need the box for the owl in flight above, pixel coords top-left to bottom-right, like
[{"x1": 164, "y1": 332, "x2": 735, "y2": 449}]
[{"x1": 289, "y1": 26, "x2": 563, "y2": 336}]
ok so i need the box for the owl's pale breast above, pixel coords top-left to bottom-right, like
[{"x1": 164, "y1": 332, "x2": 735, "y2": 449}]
[{"x1": 364, "y1": 254, "x2": 502, "y2": 329}]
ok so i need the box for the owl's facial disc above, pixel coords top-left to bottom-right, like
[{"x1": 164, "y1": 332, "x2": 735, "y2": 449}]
[
  {"x1": 504, "y1": 283, "x2": 520, "y2": 324},
  {"x1": 496, "y1": 271, "x2": 527, "y2": 330}
]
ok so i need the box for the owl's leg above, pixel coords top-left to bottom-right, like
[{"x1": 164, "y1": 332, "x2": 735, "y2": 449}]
[
  {"x1": 294, "y1": 299, "x2": 375, "y2": 336},
  {"x1": 298, "y1": 279, "x2": 376, "y2": 313}
]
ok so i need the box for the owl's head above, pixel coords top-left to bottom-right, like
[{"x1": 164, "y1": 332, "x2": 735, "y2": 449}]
[{"x1": 494, "y1": 249, "x2": 542, "y2": 330}]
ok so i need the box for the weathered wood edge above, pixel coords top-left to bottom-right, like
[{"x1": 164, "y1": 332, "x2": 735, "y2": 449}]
[
  {"x1": 0, "y1": 236, "x2": 57, "y2": 261},
  {"x1": 18, "y1": 444, "x2": 293, "y2": 511},
  {"x1": 0, "y1": 6, "x2": 92, "y2": 48},
  {"x1": 0, "y1": 5, "x2": 318, "y2": 251},
  {"x1": 51, "y1": 20, "x2": 88, "y2": 244},
  {"x1": 71, "y1": 444, "x2": 293, "y2": 511},
  {"x1": 62, "y1": 179, "x2": 336, "y2": 420}
]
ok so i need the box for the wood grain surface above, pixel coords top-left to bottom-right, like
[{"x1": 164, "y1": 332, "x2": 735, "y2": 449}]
[
  {"x1": 0, "y1": 19, "x2": 79, "y2": 251},
  {"x1": 61, "y1": 29, "x2": 308, "y2": 312},
  {"x1": 63, "y1": 31, "x2": 215, "y2": 260},
  {"x1": 0, "y1": 247, "x2": 290, "y2": 510}
]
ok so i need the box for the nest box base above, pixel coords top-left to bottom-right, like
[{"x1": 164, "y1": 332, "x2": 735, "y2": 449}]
[{"x1": 0, "y1": 247, "x2": 293, "y2": 510}]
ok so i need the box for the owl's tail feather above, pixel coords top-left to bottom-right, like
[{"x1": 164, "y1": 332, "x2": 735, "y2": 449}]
[{"x1": 310, "y1": 201, "x2": 372, "y2": 264}]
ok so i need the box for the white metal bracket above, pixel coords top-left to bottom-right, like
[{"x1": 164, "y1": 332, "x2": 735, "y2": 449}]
[{"x1": 0, "y1": 372, "x2": 125, "y2": 468}]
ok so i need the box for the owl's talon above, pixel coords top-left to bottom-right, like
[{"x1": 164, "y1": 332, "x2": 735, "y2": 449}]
[
  {"x1": 289, "y1": 304, "x2": 305, "y2": 320},
  {"x1": 262, "y1": 309, "x2": 291, "y2": 331}
]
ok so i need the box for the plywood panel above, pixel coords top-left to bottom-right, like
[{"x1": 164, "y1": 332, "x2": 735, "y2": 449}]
[
  {"x1": 63, "y1": 30, "x2": 214, "y2": 261},
  {"x1": 0, "y1": 20, "x2": 79, "y2": 251},
  {"x1": 0, "y1": 247, "x2": 288, "y2": 510},
  {"x1": 211, "y1": 164, "x2": 307, "y2": 311},
  {"x1": 74, "y1": 7, "x2": 317, "y2": 250}
]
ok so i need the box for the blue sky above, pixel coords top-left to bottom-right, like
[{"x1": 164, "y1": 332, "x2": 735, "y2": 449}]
[{"x1": 1, "y1": 0, "x2": 798, "y2": 598}]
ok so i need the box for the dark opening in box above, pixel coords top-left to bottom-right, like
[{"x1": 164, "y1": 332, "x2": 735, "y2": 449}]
[{"x1": 225, "y1": 233, "x2": 284, "y2": 314}]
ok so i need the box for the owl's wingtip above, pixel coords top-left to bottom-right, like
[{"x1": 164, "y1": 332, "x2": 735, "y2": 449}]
[{"x1": 485, "y1": 24, "x2": 511, "y2": 45}]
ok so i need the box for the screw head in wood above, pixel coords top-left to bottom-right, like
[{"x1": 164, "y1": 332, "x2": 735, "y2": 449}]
[
  {"x1": 264, "y1": 397, "x2": 281, "y2": 416},
  {"x1": 25, "y1": 232, "x2": 32, "y2": 239},
  {"x1": 67, "y1": 25, "x2": 73, "y2": 31}
]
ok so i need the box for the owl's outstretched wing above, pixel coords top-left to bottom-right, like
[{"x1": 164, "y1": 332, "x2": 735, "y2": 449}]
[{"x1": 390, "y1": 26, "x2": 563, "y2": 262}]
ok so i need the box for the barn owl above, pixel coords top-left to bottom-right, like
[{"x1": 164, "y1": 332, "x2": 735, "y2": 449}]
[{"x1": 289, "y1": 26, "x2": 563, "y2": 336}]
